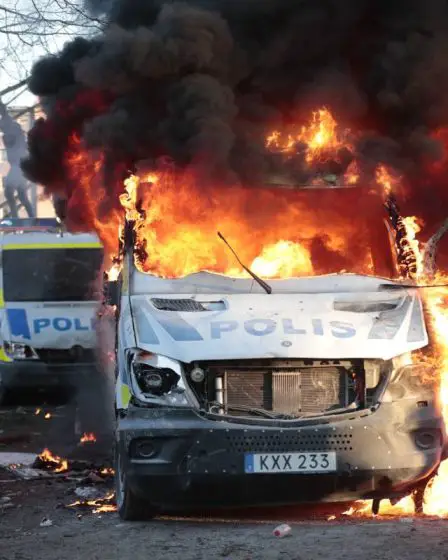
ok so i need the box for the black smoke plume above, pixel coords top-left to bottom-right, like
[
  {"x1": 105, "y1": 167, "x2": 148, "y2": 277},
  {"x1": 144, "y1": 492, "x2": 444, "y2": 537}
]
[{"x1": 22, "y1": 0, "x2": 448, "y2": 244}]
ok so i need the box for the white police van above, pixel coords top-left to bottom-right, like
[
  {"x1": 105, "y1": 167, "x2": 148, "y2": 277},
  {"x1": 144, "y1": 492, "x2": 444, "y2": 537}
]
[{"x1": 0, "y1": 218, "x2": 103, "y2": 403}]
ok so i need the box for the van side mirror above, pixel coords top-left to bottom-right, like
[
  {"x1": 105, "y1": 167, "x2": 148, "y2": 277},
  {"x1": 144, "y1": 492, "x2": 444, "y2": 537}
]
[{"x1": 103, "y1": 280, "x2": 119, "y2": 307}]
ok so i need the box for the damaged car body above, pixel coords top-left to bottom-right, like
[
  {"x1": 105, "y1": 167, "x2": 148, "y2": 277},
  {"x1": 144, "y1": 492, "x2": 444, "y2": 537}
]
[{"x1": 108, "y1": 209, "x2": 447, "y2": 521}]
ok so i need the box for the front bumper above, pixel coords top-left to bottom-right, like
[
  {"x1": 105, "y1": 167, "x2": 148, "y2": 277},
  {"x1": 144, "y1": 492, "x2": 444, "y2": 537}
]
[
  {"x1": 117, "y1": 401, "x2": 446, "y2": 509},
  {"x1": 0, "y1": 360, "x2": 97, "y2": 390}
]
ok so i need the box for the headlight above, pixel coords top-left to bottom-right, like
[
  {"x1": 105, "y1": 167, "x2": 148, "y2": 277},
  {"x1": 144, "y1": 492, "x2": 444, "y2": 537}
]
[
  {"x1": 133, "y1": 363, "x2": 180, "y2": 396},
  {"x1": 128, "y1": 350, "x2": 196, "y2": 407},
  {"x1": 4, "y1": 342, "x2": 38, "y2": 360}
]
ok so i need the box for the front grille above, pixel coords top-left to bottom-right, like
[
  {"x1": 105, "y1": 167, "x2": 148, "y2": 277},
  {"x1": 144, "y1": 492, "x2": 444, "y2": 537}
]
[
  {"x1": 226, "y1": 432, "x2": 354, "y2": 453},
  {"x1": 226, "y1": 371, "x2": 271, "y2": 410},
  {"x1": 226, "y1": 368, "x2": 347, "y2": 415},
  {"x1": 286, "y1": 368, "x2": 347, "y2": 414},
  {"x1": 189, "y1": 360, "x2": 356, "y2": 417},
  {"x1": 36, "y1": 348, "x2": 96, "y2": 364}
]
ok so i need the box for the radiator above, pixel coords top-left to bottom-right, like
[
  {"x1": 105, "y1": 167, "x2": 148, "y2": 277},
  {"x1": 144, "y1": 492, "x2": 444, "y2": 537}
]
[{"x1": 222, "y1": 366, "x2": 349, "y2": 415}]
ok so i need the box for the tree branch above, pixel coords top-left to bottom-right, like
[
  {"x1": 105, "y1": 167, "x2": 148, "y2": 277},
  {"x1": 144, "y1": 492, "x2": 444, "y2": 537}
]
[
  {"x1": 0, "y1": 0, "x2": 105, "y2": 101},
  {"x1": 0, "y1": 78, "x2": 28, "y2": 97}
]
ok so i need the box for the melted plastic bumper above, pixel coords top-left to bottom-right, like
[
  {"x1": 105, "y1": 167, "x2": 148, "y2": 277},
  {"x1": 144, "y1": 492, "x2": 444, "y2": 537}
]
[{"x1": 117, "y1": 400, "x2": 445, "y2": 509}]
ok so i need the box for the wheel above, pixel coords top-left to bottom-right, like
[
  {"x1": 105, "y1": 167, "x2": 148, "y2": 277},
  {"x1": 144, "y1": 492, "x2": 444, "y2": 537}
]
[{"x1": 115, "y1": 445, "x2": 158, "y2": 521}]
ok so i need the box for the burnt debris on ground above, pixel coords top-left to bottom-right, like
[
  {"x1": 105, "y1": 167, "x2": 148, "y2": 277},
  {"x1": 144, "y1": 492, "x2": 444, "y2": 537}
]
[
  {"x1": 1, "y1": 448, "x2": 116, "y2": 515},
  {"x1": 0, "y1": 401, "x2": 116, "y2": 517}
]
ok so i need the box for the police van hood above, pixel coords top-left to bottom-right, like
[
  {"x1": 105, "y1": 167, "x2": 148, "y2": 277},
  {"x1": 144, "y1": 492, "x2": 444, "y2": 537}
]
[
  {"x1": 1, "y1": 302, "x2": 98, "y2": 348},
  {"x1": 128, "y1": 272, "x2": 428, "y2": 362}
]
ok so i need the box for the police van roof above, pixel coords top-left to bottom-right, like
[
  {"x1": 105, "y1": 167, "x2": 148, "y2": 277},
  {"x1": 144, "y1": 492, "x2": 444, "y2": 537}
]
[
  {"x1": 0, "y1": 233, "x2": 102, "y2": 249},
  {"x1": 0, "y1": 218, "x2": 62, "y2": 232},
  {"x1": 0, "y1": 218, "x2": 101, "y2": 248}
]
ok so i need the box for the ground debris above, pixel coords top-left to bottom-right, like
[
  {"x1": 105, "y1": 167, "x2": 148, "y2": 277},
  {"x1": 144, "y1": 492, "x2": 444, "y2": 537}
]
[
  {"x1": 220, "y1": 544, "x2": 250, "y2": 557},
  {"x1": 7, "y1": 467, "x2": 51, "y2": 480},
  {"x1": 0, "y1": 452, "x2": 50, "y2": 480},
  {"x1": 74, "y1": 486, "x2": 101, "y2": 500},
  {"x1": 0, "y1": 450, "x2": 114, "y2": 485},
  {"x1": 273, "y1": 524, "x2": 292, "y2": 538},
  {"x1": 0, "y1": 452, "x2": 37, "y2": 468}
]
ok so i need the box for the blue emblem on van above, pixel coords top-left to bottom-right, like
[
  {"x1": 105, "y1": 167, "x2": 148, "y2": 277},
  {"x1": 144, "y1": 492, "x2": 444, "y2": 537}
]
[
  {"x1": 6, "y1": 309, "x2": 31, "y2": 340},
  {"x1": 6, "y1": 308, "x2": 94, "y2": 339}
]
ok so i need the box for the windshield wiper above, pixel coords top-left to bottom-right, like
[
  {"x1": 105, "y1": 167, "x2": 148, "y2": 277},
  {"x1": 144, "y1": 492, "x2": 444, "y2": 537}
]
[{"x1": 217, "y1": 231, "x2": 272, "y2": 294}]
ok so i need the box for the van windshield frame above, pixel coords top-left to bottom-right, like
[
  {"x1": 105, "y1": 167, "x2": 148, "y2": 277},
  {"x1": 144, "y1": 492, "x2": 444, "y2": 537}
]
[{"x1": 3, "y1": 247, "x2": 103, "y2": 302}]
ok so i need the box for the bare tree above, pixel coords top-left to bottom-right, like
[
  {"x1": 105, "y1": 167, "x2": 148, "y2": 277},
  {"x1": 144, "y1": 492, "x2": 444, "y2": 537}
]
[
  {"x1": 0, "y1": 1, "x2": 105, "y2": 217},
  {"x1": 0, "y1": 0, "x2": 104, "y2": 83},
  {"x1": 0, "y1": 98, "x2": 35, "y2": 217}
]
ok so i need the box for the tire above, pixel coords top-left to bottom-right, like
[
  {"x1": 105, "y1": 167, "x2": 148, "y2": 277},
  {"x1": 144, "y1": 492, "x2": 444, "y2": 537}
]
[{"x1": 115, "y1": 445, "x2": 158, "y2": 521}]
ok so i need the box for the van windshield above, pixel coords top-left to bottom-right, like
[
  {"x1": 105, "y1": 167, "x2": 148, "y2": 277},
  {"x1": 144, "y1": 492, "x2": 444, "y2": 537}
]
[{"x1": 3, "y1": 248, "x2": 103, "y2": 302}]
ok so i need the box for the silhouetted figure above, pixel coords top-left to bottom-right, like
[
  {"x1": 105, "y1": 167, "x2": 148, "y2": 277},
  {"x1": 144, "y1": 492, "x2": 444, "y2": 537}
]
[{"x1": 0, "y1": 101, "x2": 34, "y2": 217}]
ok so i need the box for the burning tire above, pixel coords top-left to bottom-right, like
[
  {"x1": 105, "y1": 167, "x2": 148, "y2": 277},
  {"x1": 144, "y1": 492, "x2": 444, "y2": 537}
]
[{"x1": 115, "y1": 445, "x2": 158, "y2": 521}]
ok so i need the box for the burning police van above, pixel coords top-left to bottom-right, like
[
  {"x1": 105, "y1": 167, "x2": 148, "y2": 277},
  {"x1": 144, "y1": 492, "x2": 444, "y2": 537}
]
[{"x1": 107, "y1": 211, "x2": 448, "y2": 521}]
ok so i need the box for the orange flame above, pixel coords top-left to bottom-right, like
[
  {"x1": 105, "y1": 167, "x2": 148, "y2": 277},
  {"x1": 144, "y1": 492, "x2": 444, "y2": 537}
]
[
  {"x1": 402, "y1": 216, "x2": 424, "y2": 277},
  {"x1": 251, "y1": 240, "x2": 313, "y2": 278},
  {"x1": 65, "y1": 107, "x2": 387, "y2": 279},
  {"x1": 299, "y1": 108, "x2": 344, "y2": 163},
  {"x1": 107, "y1": 263, "x2": 121, "y2": 282},
  {"x1": 420, "y1": 283, "x2": 448, "y2": 516},
  {"x1": 93, "y1": 504, "x2": 117, "y2": 514},
  {"x1": 38, "y1": 448, "x2": 68, "y2": 473},
  {"x1": 66, "y1": 132, "x2": 123, "y2": 269},
  {"x1": 375, "y1": 164, "x2": 424, "y2": 279},
  {"x1": 343, "y1": 226, "x2": 448, "y2": 518},
  {"x1": 80, "y1": 432, "x2": 97, "y2": 443},
  {"x1": 266, "y1": 108, "x2": 349, "y2": 160},
  {"x1": 67, "y1": 491, "x2": 116, "y2": 514},
  {"x1": 375, "y1": 164, "x2": 400, "y2": 197},
  {"x1": 117, "y1": 169, "x2": 373, "y2": 278},
  {"x1": 266, "y1": 107, "x2": 356, "y2": 185}
]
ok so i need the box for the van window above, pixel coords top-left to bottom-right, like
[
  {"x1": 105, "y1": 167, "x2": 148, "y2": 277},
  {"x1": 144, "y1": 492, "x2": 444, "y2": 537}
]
[{"x1": 3, "y1": 248, "x2": 103, "y2": 302}]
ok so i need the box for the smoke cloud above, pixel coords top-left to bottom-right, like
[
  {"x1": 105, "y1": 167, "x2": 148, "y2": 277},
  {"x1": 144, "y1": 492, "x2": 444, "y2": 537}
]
[{"x1": 21, "y1": 0, "x2": 448, "y2": 247}]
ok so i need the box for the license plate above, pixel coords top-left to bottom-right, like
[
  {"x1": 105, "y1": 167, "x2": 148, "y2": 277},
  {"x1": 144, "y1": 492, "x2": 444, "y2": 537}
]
[{"x1": 244, "y1": 452, "x2": 336, "y2": 474}]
